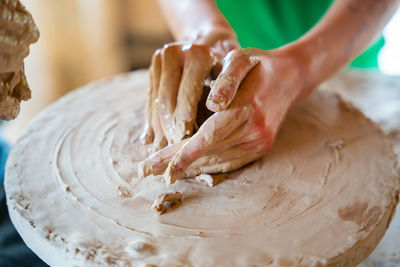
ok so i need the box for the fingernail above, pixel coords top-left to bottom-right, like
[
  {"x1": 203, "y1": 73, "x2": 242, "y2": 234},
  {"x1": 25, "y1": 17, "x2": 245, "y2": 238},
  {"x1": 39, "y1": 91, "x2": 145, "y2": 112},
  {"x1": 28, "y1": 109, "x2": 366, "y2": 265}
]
[
  {"x1": 140, "y1": 131, "x2": 147, "y2": 143},
  {"x1": 208, "y1": 93, "x2": 227, "y2": 107},
  {"x1": 164, "y1": 164, "x2": 177, "y2": 184},
  {"x1": 140, "y1": 131, "x2": 150, "y2": 144},
  {"x1": 164, "y1": 161, "x2": 186, "y2": 184},
  {"x1": 140, "y1": 124, "x2": 153, "y2": 144}
]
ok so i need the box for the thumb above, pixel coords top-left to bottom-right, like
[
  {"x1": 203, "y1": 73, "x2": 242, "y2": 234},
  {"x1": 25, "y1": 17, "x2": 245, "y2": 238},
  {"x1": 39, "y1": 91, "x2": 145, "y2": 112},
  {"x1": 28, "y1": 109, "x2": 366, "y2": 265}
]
[{"x1": 206, "y1": 49, "x2": 259, "y2": 112}]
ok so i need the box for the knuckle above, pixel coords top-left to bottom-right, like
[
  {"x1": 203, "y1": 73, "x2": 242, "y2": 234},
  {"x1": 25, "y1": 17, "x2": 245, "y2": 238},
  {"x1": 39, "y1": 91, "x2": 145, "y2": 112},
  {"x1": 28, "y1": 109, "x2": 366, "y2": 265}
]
[
  {"x1": 156, "y1": 96, "x2": 166, "y2": 108},
  {"x1": 162, "y1": 43, "x2": 182, "y2": 53},
  {"x1": 162, "y1": 43, "x2": 181, "y2": 53},
  {"x1": 247, "y1": 138, "x2": 270, "y2": 155},
  {"x1": 257, "y1": 131, "x2": 274, "y2": 153},
  {"x1": 185, "y1": 44, "x2": 212, "y2": 59},
  {"x1": 225, "y1": 48, "x2": 243, "y2": 59},
  {"x1": 258, "y1": 141, "x2": 271, "y2": 153},
  {"x1": 252, "y1": 129, "x2": 264, "y2": 141},
  {"x1": 154, "y1": 49, "x2": 162, "y2": 56},
  {"x1": 151, "y1": 50, "x2": 161, "y2": 64},
  {"x1": 189, "y1": 43, "x2": 210, "y2": 52},
  {"x1": 225, "y1": 48, "x2": 254, "y2": 65}
]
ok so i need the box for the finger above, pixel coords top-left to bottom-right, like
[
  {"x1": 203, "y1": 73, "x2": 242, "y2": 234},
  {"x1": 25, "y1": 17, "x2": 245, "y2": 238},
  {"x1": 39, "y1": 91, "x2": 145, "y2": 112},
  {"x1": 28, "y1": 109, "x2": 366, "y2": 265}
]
[
  {"x1": 138, "y1": 115, "x2": 258, "y2": 178},
  {"x1": 138, "y1": 140, "x2": 186, "y2": 178},
  {"x1": 151, "y1": 51, "x2": 168, "y2": 152},
  {"x1": 185, "y1": 146, "x2": 262, "y2": 178},
  {"x1": 164, "y1": 104, "x2": 254, "y2": 184},
  {"x1": 151, "y1": 114, "x2": 167, "y2": 153},
  {"x1": 206, "y1": 49, "x2": 259, "y2": 112},
  {"x1": 157, "y1": 44, "x2": 183, "y2": 143},
  {"x1": 174, "y1": 44, "x2": 213, "y2": 142},
  {"x1": 141, "y1": 50, "x2": 161, "y2": 144}
]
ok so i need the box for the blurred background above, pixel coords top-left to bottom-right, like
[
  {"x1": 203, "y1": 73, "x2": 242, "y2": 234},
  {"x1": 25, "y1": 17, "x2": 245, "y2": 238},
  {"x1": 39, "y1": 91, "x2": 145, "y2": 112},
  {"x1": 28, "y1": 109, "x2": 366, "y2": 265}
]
[
  {"x1": 4, "y1": 0, "x2": 173, "y2": 141},
  {"x1": 3, "y1": 0, "x2": 400, "y2": 142}
]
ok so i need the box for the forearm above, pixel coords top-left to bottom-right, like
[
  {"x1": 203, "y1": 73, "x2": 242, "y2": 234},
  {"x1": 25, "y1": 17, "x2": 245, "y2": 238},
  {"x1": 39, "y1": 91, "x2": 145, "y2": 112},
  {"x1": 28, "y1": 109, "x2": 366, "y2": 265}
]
[
  {"x1": 284, "y1": 0, "x2": 399, "y2": 95},
  {"x1": 158, "y1": 0, "x2": 237, "y2": 45}
]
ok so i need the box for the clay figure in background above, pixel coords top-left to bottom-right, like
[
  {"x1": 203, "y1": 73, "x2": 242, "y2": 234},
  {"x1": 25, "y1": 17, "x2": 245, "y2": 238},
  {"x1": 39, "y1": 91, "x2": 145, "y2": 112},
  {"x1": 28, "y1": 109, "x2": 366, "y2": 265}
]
[
  {"x1": 0, "y1": 0, "x2": 39, "y2": 120},
  {"x1": 139, "y1": 0, "x2": 400, "y2": 183},
  {"x1": 0, "y1": 1, "x2": 43, "y2": 266}
]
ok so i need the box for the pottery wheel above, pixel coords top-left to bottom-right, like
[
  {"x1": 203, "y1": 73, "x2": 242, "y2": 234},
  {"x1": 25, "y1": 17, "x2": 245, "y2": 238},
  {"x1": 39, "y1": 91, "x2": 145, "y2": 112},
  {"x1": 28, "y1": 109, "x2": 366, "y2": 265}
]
[{"x1": 5, "y1": 70, "x2": 400, "y2": 266}]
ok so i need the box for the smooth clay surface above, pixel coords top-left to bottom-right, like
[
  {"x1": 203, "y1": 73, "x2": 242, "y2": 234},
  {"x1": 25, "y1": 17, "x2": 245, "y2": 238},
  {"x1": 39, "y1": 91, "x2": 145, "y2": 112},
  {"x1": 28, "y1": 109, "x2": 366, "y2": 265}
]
[{"x1": 5, "y1": 70, "x2": 400, "y2": 266}]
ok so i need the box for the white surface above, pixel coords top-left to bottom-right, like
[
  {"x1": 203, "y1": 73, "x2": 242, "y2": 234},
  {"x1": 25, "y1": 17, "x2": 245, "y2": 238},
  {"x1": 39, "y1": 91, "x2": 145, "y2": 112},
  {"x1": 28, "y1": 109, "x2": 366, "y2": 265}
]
[{"x1": 379, "y1": 8, "x2": 400, "y2": 75}]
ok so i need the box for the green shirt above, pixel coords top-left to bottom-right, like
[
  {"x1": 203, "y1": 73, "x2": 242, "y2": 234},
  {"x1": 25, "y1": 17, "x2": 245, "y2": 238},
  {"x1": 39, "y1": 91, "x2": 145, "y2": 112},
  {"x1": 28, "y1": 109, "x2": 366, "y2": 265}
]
[{"x1": 216, "y1": 0, "x2": 384, "y2": 68}]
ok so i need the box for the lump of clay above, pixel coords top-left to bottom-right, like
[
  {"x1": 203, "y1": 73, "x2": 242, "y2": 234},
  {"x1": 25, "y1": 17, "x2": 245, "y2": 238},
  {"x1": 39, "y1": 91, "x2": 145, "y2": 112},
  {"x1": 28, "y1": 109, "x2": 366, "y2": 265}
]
[
  {"x1": 151, "y1": 192, "x2": 182, "y2": 215},
  {"x1": 0, "y1": 0, "x2": 39, "y2": 120}
]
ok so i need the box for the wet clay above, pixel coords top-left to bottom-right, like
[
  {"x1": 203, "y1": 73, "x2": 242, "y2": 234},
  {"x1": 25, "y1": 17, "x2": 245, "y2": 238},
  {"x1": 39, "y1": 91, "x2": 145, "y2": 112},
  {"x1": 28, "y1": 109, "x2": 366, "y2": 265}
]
[
  {"x1": 5, "y1": 71, "x2": 399, "y2": 266},
  {"x1": 151, "y1": 192, "x2": 182, "y2": 215}
]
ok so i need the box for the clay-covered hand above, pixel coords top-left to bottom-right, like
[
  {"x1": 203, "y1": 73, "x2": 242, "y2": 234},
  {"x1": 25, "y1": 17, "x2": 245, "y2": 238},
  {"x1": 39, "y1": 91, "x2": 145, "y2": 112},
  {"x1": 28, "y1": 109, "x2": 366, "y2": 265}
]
[
  {"x1": 139, "y1": 48, "x2": 306, "y2": 183},
  {"x1": 140, "y1": 32, "x2": 240, "y2": 152},
  {"x1": 140, "y1": 43, "x2": 215, "y2": 152}
]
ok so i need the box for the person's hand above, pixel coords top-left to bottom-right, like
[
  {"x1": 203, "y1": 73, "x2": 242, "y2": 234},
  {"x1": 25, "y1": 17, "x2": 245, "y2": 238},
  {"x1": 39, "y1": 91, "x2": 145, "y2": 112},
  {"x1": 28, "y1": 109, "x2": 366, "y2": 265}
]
[
  {"x1": 139, "y1": 47, "x2": 307, "y2": 183},
  {"x1": 140, "y1": 43, "x2": 214, "y2": 152},
  {"x1": 140, "y1": 37, "x2": 239, "y2": 152}
]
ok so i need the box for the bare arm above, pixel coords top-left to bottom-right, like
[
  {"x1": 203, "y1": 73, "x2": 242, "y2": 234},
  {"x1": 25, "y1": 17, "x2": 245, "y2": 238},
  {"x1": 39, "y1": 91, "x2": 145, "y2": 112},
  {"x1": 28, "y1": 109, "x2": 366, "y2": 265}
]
[
  {"x1": 285, "y1": 0, "x2": 399, "y2": 96},
  {"x1": 158, "y1": 0, "x2": 236, "y2": 46}
]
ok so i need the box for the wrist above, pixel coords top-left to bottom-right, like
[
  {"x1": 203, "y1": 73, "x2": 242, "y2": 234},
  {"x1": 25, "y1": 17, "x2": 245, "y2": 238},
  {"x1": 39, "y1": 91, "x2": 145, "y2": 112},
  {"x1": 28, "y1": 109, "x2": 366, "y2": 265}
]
[
  {"x1": 187, "y1": 25, "x2": 239, "y2": 59},
  {"x1": 188, "y1": 24, "x2": 236, "y2": 44},
  {"x1": 275, "y1": 39, "x2": 321, "y2": 99}
]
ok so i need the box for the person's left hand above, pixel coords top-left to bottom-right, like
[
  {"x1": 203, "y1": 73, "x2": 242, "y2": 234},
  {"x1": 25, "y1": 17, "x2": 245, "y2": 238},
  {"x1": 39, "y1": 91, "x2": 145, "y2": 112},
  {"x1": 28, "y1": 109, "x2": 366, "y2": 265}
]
[{"x1": 139, "y1": 47, "x2": 307, "y2": 184}]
